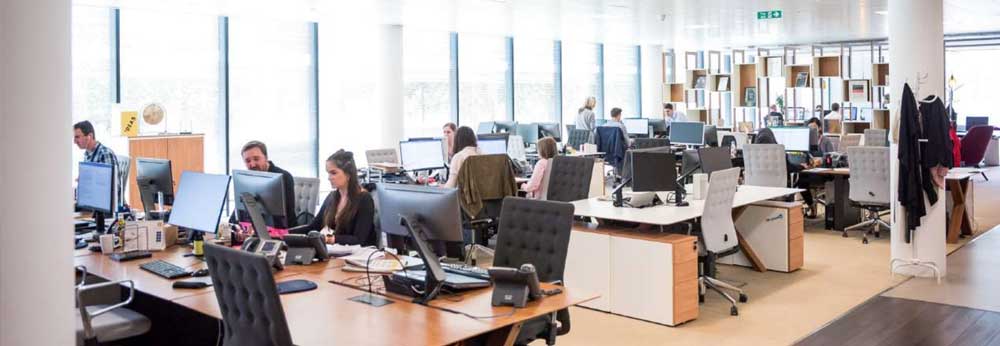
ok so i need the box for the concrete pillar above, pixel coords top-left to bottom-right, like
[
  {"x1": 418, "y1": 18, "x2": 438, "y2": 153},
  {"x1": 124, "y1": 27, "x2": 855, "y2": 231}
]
[
  {"x1": 0, "y1": 0, "x2": 75, "y2": 344},
  {"x1": 376, "y1": 24, "x2": 405, "y2": 150},
  {"x1": 888, "y1": 0, "x2": 946, "y2": 278},
  {"x1": 640, "y1": 44, "x2": 664, "y2": 118}
]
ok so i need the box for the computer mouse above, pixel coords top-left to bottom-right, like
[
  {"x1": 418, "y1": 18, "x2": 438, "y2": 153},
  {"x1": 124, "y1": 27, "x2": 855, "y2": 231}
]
[{"x1": 192, "y1": 269, "x2": 210, "y2": 277}]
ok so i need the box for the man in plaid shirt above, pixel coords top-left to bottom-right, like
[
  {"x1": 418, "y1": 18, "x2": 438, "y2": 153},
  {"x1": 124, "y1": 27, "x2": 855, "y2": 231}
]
[{"x1": 74, "y1": 120, "x2": 125, "y2": 209}]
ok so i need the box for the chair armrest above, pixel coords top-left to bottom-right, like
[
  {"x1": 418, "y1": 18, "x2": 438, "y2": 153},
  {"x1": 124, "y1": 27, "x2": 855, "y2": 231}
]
[
  {"x1": 76, "y1": 279, "x2": 136, "y2": 319},
  {"x1": 75, "y1": 266, "x2": 88, "y2": 288}
]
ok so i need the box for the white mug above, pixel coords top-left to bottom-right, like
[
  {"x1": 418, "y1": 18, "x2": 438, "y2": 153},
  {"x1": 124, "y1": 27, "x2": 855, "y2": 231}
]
[{"x1": 99, "y1": 234, "x2": 115, "y2": 254}]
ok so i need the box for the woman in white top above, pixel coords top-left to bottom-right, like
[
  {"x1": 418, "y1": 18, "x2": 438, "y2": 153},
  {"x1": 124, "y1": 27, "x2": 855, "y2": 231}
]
[
  {"x1": 444, "y1": 126, "x2": 481, "y2": 188},
  {"x1": 522, "y1": 137, "x2": 557, "y2": 199},
  {"x1": 575, "y1": 96, "x2": 597, "y2": 133}
]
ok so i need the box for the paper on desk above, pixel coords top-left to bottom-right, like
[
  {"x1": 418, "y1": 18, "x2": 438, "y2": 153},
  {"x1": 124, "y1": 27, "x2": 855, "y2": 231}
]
[{"x1": 326, "y1": 244, "x2": 368, "y2": 257}]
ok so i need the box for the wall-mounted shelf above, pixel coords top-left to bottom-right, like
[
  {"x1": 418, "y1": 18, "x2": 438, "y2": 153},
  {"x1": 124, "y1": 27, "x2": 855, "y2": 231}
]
[{"x1": 812, "y1": 56, "x2": 841, "y2": 78}]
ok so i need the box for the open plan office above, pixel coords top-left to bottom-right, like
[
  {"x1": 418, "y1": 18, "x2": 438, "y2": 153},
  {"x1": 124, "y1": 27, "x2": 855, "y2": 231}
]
[{"x1": 6, "y1": 0, "x2": 1000, "y2": 345}]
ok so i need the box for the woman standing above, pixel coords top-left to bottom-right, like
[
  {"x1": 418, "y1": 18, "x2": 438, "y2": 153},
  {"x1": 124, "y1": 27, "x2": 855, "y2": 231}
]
[{"x1": 575, "y1": 96, "x2": 597, "y2": 133}]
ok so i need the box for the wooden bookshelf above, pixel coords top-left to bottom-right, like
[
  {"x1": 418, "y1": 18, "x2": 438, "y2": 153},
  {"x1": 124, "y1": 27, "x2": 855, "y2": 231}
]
[
  {"x1": 662, "y1": 83, "x2": 684, "y2": 103},
  {"x1": 708, "y1": 74, "x2": 732, "y2": 92},
  {"x1": 872, "y1": 63, "x2": 890, "y2": 87},
  {"x1": 686, "y1": 69, "x2": 708, "y2": 89},
  {"x1": 812, "y1": 56, "x2": 841, "y2": 78},
  {"x1": 843, "y1": 121, "x2": 871, "y2": 134},
  {"x1": 843, "y1": 79, "x2": 872, "y2": 103},
  {"x1": 732, "y1": 63, "x2": 758, "y2": 107},
  {"x1": 873, "y1": 109, "x2": 890, "y2": 129},
  {"x1": 687, "y1": 109, "x2": 708, "y2": 123},
  {"x1": 784, "y1": 64, "x2": 812, "y2": 88},
  {"x1": 756, "y1": 56, "x2": 784, "y2": 78}
]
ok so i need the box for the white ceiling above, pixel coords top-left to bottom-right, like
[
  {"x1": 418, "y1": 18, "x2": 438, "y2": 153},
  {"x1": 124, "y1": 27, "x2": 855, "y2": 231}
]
[{"x1": 73, "y1": 0, "x2": 1000, "y2": 48}]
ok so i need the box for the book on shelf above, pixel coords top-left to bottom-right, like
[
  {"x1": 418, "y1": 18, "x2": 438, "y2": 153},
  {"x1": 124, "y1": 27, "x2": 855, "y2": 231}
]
[
  {"x1": 795, "y1": 72, "x2": 809, "y2": 87},
  {"x1": 717, "y1": 76, "x2": 729, "y2": 91},
  {"x1": 744, "y1": 87, "x2": 756, "y2": 107}
]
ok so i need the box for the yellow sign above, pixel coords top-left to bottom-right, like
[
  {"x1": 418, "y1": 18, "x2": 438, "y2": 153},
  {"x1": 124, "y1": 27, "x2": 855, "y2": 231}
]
[{"x1": 121, "y1": 111, "x2": 138, "y2": 137}]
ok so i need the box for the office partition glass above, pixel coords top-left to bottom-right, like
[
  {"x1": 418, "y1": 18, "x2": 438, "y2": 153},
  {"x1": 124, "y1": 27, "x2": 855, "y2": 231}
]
[
  {"x1": 458, "y1": 33, "x2": 510, "y2": 128},
  {"x1": 403, "y1": 30, "x2": 452, "y2": 139},
  {"x1": 513, "y1": 38, "x2": 558, "y2": 124},
  {"x1": 228, "y1": 18, "x2": 316, "y2": 178},
  {"x1": 119, "y1": 9, "x2": 225, "y2": 174},
  {"x1": 561, "y1": 41, "x2": 602, "y2": 126},
  {"x1": 604, "y1": 44, "x2": 639, "y2": 117}
]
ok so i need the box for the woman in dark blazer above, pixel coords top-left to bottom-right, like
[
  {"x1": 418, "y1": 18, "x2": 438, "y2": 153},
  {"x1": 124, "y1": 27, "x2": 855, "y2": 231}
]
[{"x1": 290, "y1": 150, "x2": 377, "y2": 246}]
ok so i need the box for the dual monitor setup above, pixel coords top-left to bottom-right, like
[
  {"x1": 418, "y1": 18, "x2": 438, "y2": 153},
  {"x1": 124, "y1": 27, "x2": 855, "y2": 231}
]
[{"x1": 478, "y1": 121, "x2": 562, "y2": 146}]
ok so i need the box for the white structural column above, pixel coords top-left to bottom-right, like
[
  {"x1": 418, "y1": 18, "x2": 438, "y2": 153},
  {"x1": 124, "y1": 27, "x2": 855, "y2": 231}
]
[
  {"x1": 888, "y1": 0, "x2": 947, "y2": 278},
  {"x1": 376, "y1": 24, "x2": 405, "y2": 149},
  {"x1": 640, "y1": 44, "x2": 664, "y2": 118},
  {"x1": 0, "y1": 0, "x2": 75, "y2": 344}
]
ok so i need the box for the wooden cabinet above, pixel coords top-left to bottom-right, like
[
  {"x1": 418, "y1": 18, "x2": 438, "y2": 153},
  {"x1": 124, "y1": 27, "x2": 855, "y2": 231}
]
[
  {"x1": 721, "y1": 201, "x2": 804, "y2": 272},
  {"x1": 127, "y1": 134, "x2": 204, "y2": 210},
  {"x1": 565, "y1": 223, "x2": 698, "y2": 326}
]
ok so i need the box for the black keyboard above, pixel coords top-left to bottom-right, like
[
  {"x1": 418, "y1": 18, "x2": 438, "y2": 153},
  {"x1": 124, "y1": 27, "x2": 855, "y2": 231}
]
[
  {"x1": 140, "y1": 260, "x2": 191, "y2": 279},
  {"x1": 109, "y1": 251, "x2": 152, "y2": 262},
  {"x1": 440, "y1": 263, "x2": 491, "y2": 281}
]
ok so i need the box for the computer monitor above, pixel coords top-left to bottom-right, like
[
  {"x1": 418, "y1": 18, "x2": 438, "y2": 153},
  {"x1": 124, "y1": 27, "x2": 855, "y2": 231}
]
[
  {"x1": 621, "y1": 146, "x2": 672, "y2": 184},
  {"x1": 967, "y1": 116, "x2": 990, "y2": 129},
  {"x1": 516, "y1": 123, "x2": 539, "y2": 146},
  {"x1": 771, "y1": 127, "x2": 811, "y2": 152},
  {"x1": 649, "y1": 119, "x2": 668, "y2": 135},
  {"x1": 136, "y1": 158, "x2": 174, "y2": 212},
  {"x1": 670, "y1": 121, "x2": 706, "y2": 146},
  {"x1": 680, "y1": 149, "x2": 702, "y2": 177},
  {"x1": 78, "y1": 161, "x2": 115, "y2": 215},
  {"x1": 377, "y1": 183, "x2": 463, "y2": 242},
  {"x1": 630, "y1": 150, "x2": 678, "y2": 193},
  {"x1": 538, "y1": 122, "x2": 562, "y2": 142},
  {"x1": 167, "y1": 171, "x2": 231, "y2": 234},
  {"x1": 477, "y1": 122, "x2": 495, "y2": 134},
  {"x1": 494, "y1": 121, "x2": 517, "y2": 134},
  {"x1": 624, "y1": 118, "x2": 650, "y2": 136},
  {"x1": 400, "y1": 138, "x2": 447, "y2": 171},
  {"x1": 697, "y1": 146, "x2": 733, "y2": 177},
  {"x1": 477, "y1": 134, "x2": 509, "y2": 155},
  {"x1": 233, "y1": 170, "x2": 289, "y2": 228}
]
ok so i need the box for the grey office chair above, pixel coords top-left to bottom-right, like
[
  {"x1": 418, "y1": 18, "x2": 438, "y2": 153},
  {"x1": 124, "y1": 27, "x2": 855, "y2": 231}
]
[
  {"x1": 75, "y1": 266, "x2": 151, "y2": 346},
  {"x1": 743, "y1": 144, "x2": 788, "y2": 187},
  {"x1": 696, "y1": 167, "x2": 747, "y2": 316},
  {"x1": 825, "y1": 135, "x2": 841, "y2": 153},
  {"x1": 365, "y1": 148, "x2": 399, "y2": 165},
  {"x1": 840, "y1": 134, "x2": 862, "y2": 151},
  {"x1": 115, "y1": 154, "x2": 130, "y2": 208},
  {"x1": 292, "y1": 176, "x2": 320, "y2": 226},
  {"x1": 545, "y1": 156, "x2": 594, "y2": 202},
  {"x1": 204, "y1": 243, "x2": 294, "y2": 346},
  {"x1": 493, "y1": 197, "x2": 575, "y2": 346},
  {"x1": 863, "y1": 129, "x2": 888, "y2": 147},
  {"x1": 566, "y1": 129, "x2": 592, "y2": 150},
  {"x1": 845, "y1": 147, "x2": 891, "y2": 244}
]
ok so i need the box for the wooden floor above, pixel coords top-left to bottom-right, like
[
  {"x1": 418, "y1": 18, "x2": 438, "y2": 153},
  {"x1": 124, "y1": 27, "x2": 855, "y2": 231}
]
[{"x1": 796, "y1": 296, "x2": 1000, "y2": 346}]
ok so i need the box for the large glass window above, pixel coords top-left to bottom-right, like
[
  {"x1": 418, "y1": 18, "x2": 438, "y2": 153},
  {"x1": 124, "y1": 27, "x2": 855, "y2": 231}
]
[
  {"x1": 72, "y1": 5, "x2": 114, "y2": 177},
  {"x1": 458, "y1": 33, "x2": 510, "y2": 128},
  {"x1": 946, "y1": 47, "x2": 1000, "y2": 126},
  {"x1": 513, "y1": 38, "x2": 558, "y2": 124},
  {"x1": 403, "y1": 30, "x2": 452, "y2": 139},
  {"x1": 228, "y1": 18, "x2": 316, "y2": 178},
  {"x1": 119, "y1": 9, "x2": 224, "y2": 173},
  {"x1": 561, "y1": 41, "x2": 601, "y2": 126},
  {"x1": 604, "y1": 44, "x2": 639, "y2": 117}
]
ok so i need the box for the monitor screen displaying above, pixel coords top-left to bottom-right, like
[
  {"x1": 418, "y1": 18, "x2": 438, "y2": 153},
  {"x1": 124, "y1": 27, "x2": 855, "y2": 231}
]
[
  {"x1": 771, "y1": 127, "x2": 811, "y2": 152},
  {"x1": 670, "y1": 121, "x2": 705, "y2": 146},
  {"x1": 967, "y1": 116, "x2": 990, "y2": 129},
  {"x1": 167, "y1": 172, "x2": 231, "y2": 234},
  {"x1": 78, "y1": 162, "x2": 114, "y2": 213},
  {"x1": 624, "y1": 118, "x2": 650, "y2": 135},
  {"x1": 400, "y1": 139, "x2": 446, "y2": 171},
  {"x1": 479, "y1": 138, "x2": 508, "y2": 155}
]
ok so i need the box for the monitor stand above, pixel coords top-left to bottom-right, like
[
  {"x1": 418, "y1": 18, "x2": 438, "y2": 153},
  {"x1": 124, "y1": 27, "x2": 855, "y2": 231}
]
[
  {"x1": 398, "y1": 213, "x2": 445, "y2": 305},
  {"x1": 673, "y1": 183, "x2": 690, "y2": 207},
  {"x1": 93, "y1": 211, "x2": 108, "y2": 234},
  {"x1": 611, "y1": 178, "x2": 631, "y2": 208}
]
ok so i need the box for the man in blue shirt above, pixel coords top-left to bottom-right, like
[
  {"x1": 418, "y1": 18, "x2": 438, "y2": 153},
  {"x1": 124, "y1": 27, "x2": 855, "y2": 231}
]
[
  {"x1": 664, "y1": 103, "x2": 689, "y2": 126},
  {"x1": 74, "y1": 120, "x2": 124, "y2": 208}
]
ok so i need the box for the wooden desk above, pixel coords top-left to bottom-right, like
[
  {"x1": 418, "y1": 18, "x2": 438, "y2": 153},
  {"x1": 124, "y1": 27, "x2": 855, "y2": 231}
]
[{"x1": 75, "y1": 246, "x2": 596, "y2": 346}]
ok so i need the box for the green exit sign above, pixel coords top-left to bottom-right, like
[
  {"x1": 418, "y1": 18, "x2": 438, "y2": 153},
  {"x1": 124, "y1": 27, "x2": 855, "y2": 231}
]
[{"x1": 757, "y1": 10, "x2": 783, "y2": 19}]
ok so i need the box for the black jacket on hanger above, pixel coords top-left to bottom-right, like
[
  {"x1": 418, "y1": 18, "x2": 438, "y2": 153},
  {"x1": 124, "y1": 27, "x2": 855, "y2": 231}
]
[
  {"x1": 897, "y1": 83, "x2": 925, "y2": 241},
  {"x1": 919, "y1": 95, "x2": 954, "y2": 171}
]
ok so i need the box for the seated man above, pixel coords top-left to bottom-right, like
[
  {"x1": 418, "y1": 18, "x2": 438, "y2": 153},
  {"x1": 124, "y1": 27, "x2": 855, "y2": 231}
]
[
  {"x1": 231, "y1": 140, "x2": 297, "y2": 228},
  {"x1": 74, "y1": 120, "x2": 124, "y2": 209}
]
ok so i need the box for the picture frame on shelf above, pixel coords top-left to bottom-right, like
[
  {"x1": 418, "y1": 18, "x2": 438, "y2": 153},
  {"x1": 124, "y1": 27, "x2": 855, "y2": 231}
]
[
  {"x1": 795, "y1": 72, "x2": 809, "y2": 87},
  {"x1": 767, "y1": 57, "x2": 782, "y2": 77},
  {"x1": 717, "y1": 76, "x2": 729, "y2": 92},
  {"x1": 848, "y1": 80, "x2": 869, "y2": 103},
  {"x1": 694, "y1": 76, "x2": 707, "y2": 89},
  {"x1": 744, "y1": 87, "x2": 756, "y2": 107}
]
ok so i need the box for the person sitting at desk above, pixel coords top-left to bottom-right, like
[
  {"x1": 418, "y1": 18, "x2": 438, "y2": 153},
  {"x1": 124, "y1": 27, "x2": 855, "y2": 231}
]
[
  {"x1": 806, "y1": 117, "x2": 836, "y2": 155},
  {"x1": 74, "y1": 120, "x2": 125, "y2": 209},
  {"x1": 231, "y1": 140, "x2": 297, "y2": 228},
  {"x1": 444, "y1": 126, "x2": 482, "y2": 189},
  {"x1": 522, "y1": 137, "x2": 557, "y2": 199},
  {"x1": 755, "y1": 129, "x2": 822, "y2": 217},
  {"x1": 664, "y1": 103, "x2": 688, "y2": 124},
  {"x1": 443, "y1": 122, "x2": 457, "y2": 160},
  {"x1": 289, "y1": 150, "x2": 376, "y2": 246},
  {"x1": 605, "y1": 107, "x2": 632, "y2": 145}
]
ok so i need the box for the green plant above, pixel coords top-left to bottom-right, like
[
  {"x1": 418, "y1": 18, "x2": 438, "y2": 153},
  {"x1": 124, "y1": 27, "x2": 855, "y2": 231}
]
[{"x1": 776, "y1": 95, "x2": 785, "y2": 110}]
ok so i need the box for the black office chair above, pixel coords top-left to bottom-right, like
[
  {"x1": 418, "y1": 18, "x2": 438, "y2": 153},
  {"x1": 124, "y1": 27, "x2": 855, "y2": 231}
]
[
  {"x1": 566, "y1": 129, "x2": 591, "y2": 150},
  {"x1": 493, "y1": 197, "x2": 575, "y2": 346},
  {"x1": 456, "y1": 154, "x2": 518, "y2": 262},
  {"x1": 546, "y1": 156, "x2": 594, "y2": 202},
  {"x1": 633, "y1": 138, "x2": 671, "y2": 150},
  {"x1": 721, "y1": 135, "x2": 737, "y2": 149},
  {"x1": 204, "y1": 243, "x2": 295, "y2": 346},
  {"x1": 704, "y1": 125, "x2": 719, "y2": 147}
]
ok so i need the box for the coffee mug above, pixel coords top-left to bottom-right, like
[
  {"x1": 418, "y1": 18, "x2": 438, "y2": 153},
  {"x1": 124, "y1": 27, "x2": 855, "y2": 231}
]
[{"x1": 99, "y1": 234, "x2": 115, "y2": 254}]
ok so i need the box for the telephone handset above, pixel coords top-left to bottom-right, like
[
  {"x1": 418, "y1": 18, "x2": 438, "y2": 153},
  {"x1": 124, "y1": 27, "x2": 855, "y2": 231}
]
[
  {"x1": 283, "y1": 231, "x2": 328, "y2": 265},
  {"x1": 488, "y1": 263, "x2": 545, "y2": 307}
]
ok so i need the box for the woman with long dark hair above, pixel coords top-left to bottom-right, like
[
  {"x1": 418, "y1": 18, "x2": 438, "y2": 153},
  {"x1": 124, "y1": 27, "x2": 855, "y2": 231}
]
[
  {"x1": 443, "y1": 126, "x2": 481, "y2": 188},
  {"x1": 289, "y1": 149, "x2": 376, "y2": 246}
]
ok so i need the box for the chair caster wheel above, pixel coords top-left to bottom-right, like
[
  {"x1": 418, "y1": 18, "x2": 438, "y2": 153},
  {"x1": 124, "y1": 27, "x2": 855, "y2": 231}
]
[
  {"x1": 842, "y1": 233, "x2": 848, "y2": 238},
  {"x1": 862, "y1": 238, "x2": 869, "y2": 244},
  {"x1": 699, "y1": 295, "x2": 705, "y2": 303},
  {"x1": 739, "y1": 294, "x2": 748, "y2": 303},
  {"x1": 731, "y1": 306, "x2": 739, "y2": 316},
  {"x1": 875, "y1": 232, "x2": 881, "y2": 238}
]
